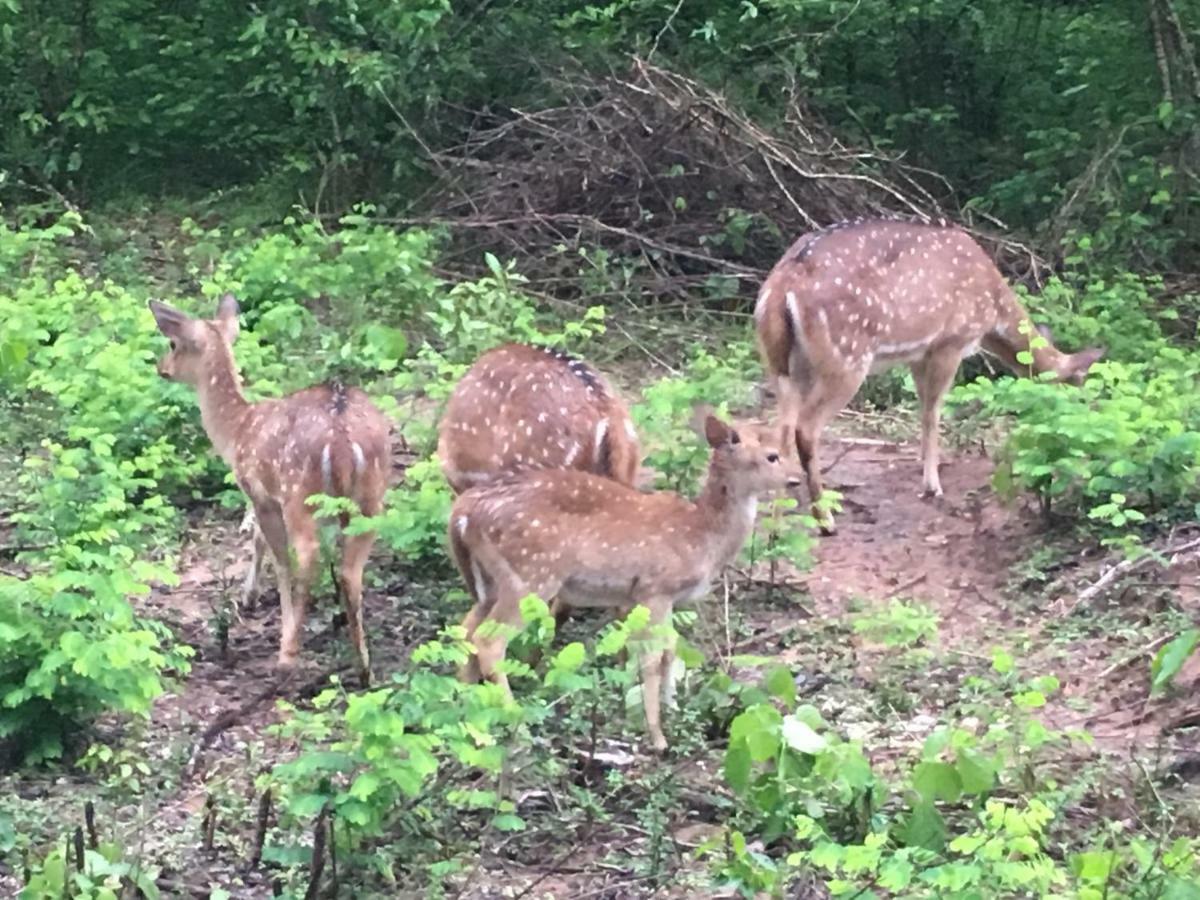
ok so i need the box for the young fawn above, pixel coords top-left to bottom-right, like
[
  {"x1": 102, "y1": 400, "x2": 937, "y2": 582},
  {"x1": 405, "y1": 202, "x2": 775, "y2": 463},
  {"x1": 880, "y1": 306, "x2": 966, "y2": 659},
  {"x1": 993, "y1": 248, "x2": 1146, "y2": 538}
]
[
  {"x1": 438, "y1": 343, "x2": 641, "y2": 493},
  {"x1": 756, "y1": 219, "x2": 1104, "y2": 532},
  {"x1": 149, "y1": 295, "x2": 390, "y2": 683},
  {"x1": 449, "y1": 414, "x2": 802, "y2": 752}
]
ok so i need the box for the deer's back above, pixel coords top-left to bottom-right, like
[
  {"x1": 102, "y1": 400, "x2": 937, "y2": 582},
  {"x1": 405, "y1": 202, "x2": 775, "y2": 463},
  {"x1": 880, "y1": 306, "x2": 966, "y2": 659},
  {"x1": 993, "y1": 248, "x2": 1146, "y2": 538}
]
[
  {"x1": 236, "y1": 383, "x2": 389, "y2": 502},
  {"x1": 439, "y1": 344, "x2": 639, "y2": 492},
  {"x1": 756, "y1": 219, "x2": 1014, "y2": 375},
  {"x1": 453, "y1": 469, "x2": 707, "y2": 591}
]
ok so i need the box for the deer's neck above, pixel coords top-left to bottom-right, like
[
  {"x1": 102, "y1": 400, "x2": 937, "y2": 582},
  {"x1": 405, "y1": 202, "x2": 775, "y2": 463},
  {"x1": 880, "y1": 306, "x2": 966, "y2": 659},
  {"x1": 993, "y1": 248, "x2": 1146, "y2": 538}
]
[
  {"x1": 695, "y1": 466, "x2": 759, "y2": 570},
  {"x1": 194, "y1": 349, "x2": 251, "y2": 467}
]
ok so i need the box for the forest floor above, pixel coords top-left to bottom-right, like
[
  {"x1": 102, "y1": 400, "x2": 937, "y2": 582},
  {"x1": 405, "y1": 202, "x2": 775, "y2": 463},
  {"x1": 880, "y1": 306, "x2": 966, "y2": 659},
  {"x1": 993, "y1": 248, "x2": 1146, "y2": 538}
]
[{"x1": 3, "y1": 416, "x2": 1200, "y2": 899}]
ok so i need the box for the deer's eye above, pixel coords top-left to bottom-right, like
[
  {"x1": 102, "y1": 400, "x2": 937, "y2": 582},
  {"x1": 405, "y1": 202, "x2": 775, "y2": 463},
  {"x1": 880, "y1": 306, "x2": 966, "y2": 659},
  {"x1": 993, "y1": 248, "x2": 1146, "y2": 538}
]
[
  {"x1": 766, "y1": 453, "x2": 780, "y2": 464},
  {"x1": 168, "y1": 340, "x2": 177, "y2": 351}
]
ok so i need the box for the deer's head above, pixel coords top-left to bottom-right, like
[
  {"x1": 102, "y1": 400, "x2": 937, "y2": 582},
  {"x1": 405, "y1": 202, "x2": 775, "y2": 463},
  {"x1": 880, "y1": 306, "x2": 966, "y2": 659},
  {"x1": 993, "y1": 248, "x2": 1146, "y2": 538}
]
[
  {"x1": 701, "y1": 413, "x2": 803, "y2": 495},
  {"x1": 148, "y1": 294, "x2": 241, "y2": 386},
  {"x1": 1034, "y1": 324, "x2": 1105, "y2": 387}
]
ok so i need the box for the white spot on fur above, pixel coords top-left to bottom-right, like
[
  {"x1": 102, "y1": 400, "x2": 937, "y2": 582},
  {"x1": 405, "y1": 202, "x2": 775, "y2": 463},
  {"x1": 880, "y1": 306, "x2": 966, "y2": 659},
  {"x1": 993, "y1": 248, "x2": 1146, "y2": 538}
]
[
  {"x1": 754, "y1": 287, "x2": 771, "y2": 322},
  {"x1": 593, "y1": 419, "x2": 609, "y2": 461},
  {"x1": 320, "y1": 443, "x2": 333, "y2": 493}
]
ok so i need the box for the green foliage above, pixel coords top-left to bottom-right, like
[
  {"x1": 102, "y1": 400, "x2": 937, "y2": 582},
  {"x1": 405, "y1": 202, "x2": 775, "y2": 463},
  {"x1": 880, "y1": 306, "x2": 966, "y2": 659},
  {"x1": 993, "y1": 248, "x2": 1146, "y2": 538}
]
[
  {"x1": 0, "y1": 572, "x2": 182, "y2": 765},
  {"x1": 2, "y1": 0, "x2": 1196, "y2": 269},
  {"x1": 707, "y1": 657, "x2": 1200, "y2": 899},
  {"x1": 1150, "y1": 629, "x2": 1200, "y2": 696},
  {"x1": 853, "y1": 599, "x2": 940, "y2": 651},
  {"x1": 631, "y1": 342, "x2": 758, "y2": 493},
  {"x1": 262, "y1": 604, "x2": 680, "y2": 894},
  {"x1": 0, "y1": 215, "x2": 194, "y2": 764},
  {"x1": 20, "y1": 837, "x2": 161, "y2": 900},
  {"x1": 265, "y1": 630, "x2": 524, "y2": 890},
  {"x1": 951, "y1": 348, "x2": 1200, "y2": 534},
  {"x1": 192, "y1": 209, "x2": 438, "y2": 381}
]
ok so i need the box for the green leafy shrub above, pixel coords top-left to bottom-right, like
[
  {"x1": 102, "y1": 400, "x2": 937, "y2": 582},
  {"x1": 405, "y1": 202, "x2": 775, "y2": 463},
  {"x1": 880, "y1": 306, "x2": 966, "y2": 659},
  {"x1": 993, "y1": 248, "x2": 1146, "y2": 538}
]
[
  {"x1": 0, "y1": 215, "x2": 198, "y2": 764},
  {"x1": 707, "y1": 657, "x2": 1200, "y2": 898},
  {"x1": 0, "y1": 570, "x2": 184, "y2": 765},
  {"x1": 631, "y1": 343, "x2": 758, "y2": 493},
  {"x1": 263, "y1": 603, "x2": 658, "y2": 895},
  {"x1": 950, "y1": 349, "x2": 1200, "y2": 531}
]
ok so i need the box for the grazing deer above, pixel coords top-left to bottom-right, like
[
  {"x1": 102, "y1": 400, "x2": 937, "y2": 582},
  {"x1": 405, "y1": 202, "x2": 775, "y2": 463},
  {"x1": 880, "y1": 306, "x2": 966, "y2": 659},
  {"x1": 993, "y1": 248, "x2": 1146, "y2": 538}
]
[
  {"x1": 448, "y1": 413, "x2": 802, "y2": 752},
  {"x1": 148, "y1": 295, "x2": 390, "y2": 683},
  {"x1": 756, "y1": 219, "x2": 1104, "y2": 532},
  {"x1": 438, "y1": 343, "x2": 641, "y2": 494}
]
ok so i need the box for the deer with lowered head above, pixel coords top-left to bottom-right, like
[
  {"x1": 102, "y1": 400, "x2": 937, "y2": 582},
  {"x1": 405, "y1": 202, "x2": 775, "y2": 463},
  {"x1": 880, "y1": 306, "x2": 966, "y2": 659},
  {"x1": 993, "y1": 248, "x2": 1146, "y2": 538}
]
[
  {"x1": 148, "y1": 294, "x2": 390, "y2": 683},
  {"x1": 448, "y1": 412, "x2": 802, "y2": 752},
  {"x1": 438, "y1": 342, "x2": 641, "y2": 494},
  {"x1": 756, "y1": 219, "x2": 1104, "y2": 533}
]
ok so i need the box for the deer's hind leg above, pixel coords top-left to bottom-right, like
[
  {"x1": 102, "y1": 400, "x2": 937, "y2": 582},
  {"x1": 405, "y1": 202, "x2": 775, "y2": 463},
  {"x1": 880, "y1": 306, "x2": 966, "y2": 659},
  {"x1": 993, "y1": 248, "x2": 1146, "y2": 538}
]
[
  {"x1": 910, "y1": 348, "x2": 962, "y2": 498},
  {"x1": 339, "y1": 527, "x2": 377, "y2": 687},
  {"x1": 277, "y1": 498, "x2": 319, "y2": 667},
  {"x1": 252, "y1": 500, "x2": 299, "y2": 668},
  {"x1": 777, "y1": 367, "x2": 866, "y2": 535}
]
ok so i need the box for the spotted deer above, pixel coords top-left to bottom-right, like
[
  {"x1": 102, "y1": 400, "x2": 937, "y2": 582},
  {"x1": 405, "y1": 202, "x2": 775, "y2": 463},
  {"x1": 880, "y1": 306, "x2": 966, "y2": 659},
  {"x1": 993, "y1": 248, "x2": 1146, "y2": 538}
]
[
  {"x1": 756, "y1": 219, "x2": 1104, "y2": 533},
  {"x1": 149, "y1": 295, "x2": 390, "y2": 683},
  {"x1": 449, "y1": 414, "x2": 802, "y2": 752},
  {"x1": 438, "y1": 343, "x2": 641, "y2": 494}
]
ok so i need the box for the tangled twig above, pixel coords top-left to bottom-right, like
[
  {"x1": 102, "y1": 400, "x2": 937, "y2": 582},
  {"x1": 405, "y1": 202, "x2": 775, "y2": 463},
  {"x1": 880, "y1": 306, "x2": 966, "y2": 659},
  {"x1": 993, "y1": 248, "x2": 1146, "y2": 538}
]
[{"x1": 388, "y1": 58, "x2": 1048, "y2": 302}]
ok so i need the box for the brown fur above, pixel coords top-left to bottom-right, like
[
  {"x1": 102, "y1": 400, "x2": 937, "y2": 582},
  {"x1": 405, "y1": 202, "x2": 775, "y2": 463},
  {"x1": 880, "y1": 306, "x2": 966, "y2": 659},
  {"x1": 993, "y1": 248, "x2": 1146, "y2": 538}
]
[
  {"x1": 438, "y1": 343, "x2": 641, "y2": 493},
  {"x1": 149, "y1": 295, "x2": 390, "y2": 683},
  {"x1": 755, "y1": 219, "x2": 1104, "y2": 532},
  {"x1": 449, "y1": 416, "x2": 802, "y2": 752}
]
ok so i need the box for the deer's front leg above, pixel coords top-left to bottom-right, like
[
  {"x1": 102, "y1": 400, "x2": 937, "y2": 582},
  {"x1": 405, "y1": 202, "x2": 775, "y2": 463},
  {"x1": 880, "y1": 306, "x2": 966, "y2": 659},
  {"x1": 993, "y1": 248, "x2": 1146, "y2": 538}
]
[{"x1": 636, "y1": 600, "x2": 674, "y2": 753}]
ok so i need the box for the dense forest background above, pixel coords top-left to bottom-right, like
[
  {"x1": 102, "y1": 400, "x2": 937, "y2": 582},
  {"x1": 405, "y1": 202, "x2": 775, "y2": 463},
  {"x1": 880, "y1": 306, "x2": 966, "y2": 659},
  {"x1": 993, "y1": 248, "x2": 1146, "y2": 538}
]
[
  {"x1": 2, "y1": 1, "x2": 1200, "y2": 898},
  {"x1": 3, "y1": 0, "x2": 1197, "y2": 273}
]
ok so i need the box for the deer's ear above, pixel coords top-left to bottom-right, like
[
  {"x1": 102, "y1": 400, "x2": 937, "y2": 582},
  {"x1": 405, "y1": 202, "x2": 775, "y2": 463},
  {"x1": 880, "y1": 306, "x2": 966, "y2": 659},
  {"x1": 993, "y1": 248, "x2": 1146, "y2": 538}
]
[
  {"x1": 688, "y1": 403, "x2": 715, "y2": 440},
  {"x1": 215, "y1": 293, "x2": 240, "y2": 342},
  {"x1": 148, "y1": 300, "x2": 196, "y2": 344},
  {"x1": 704, "y1": 414, "x2": 734, "y2": 448}
]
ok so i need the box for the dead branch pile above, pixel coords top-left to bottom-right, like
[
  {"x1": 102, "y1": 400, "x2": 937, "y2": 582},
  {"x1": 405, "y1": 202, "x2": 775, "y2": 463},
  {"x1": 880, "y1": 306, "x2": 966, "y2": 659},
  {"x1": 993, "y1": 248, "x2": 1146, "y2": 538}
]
[{"x1": 402, "y1": 58, "x2": 1046, "y2": 306}]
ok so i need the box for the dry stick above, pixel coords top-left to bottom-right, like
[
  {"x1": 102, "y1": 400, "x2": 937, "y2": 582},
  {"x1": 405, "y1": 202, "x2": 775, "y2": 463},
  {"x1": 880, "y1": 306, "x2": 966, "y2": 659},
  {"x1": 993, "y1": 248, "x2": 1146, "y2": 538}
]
[
  {"x1": 1149, "y1": 0, "x2": 1175, "y2": 104},
  {"x1": 884, "y1": 571, "x2": 928, "y2": 600},
  {"x1": 62, "y1": 835, "x2": 71, "y2": 900},
  {"x1": 722, "y1": 574, "x2": 733, "y2": 664},
  {"x1": 182, "y1": 667, "x2": 325, "y2": 783},
  {"x1": 1097, "y1": 632, "x2": 1178, "y2": 682},
  {"x1": 183, "y1": 674, "x2": 284, "y2": 782},
  {"x1": 201, "y1": 795, "x2": 216, "y2": 852},
  {"x1": 84, "y1": 801, "x2": 98, "y2": 850},
  {"x1": 303, "y1": 806, "x2": 329, "y2": 900},
  {"x1": 1160, "y1": 0, "x2": 1200, "y2": 99},
  {"x1": 72, "y1": 827, "x2": 85, "y2": 871},
  {"x1": 647, "y1": 0, "x2": 685, "y2": 61},
  {"x1": 1064, "y1": 537, "x2": 1200, "y2": 617},
  {"x1": 327, "y1": 813, "x2": 339, "y2": 899},
  {"x1": 248, "y1": 787, "x2": 272, "y2": 869}
]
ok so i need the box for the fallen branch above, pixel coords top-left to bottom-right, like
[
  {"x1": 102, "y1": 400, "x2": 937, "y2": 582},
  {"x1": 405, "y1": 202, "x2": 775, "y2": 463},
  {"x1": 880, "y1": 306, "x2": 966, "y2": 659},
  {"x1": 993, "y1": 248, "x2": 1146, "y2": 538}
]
[
  {"x1": 1098, "y1": 632, "x2": 1178, "y2": 681},
  {"x1": 885, "y1": 571, "x2": 928, "y2": 600},
  {"x1": 1064, "y1": 537, "x2": 1200, "y2": 617}
]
